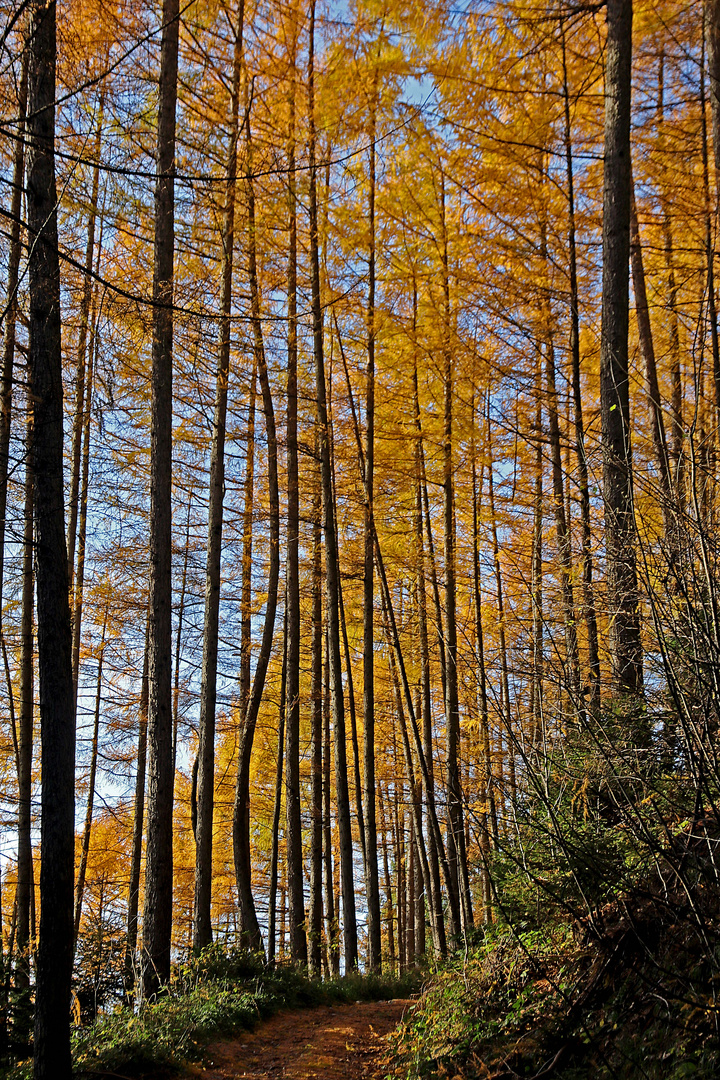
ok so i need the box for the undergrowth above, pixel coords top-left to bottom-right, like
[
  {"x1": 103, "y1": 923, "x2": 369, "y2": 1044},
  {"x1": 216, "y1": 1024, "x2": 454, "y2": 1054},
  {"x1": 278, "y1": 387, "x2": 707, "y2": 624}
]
[{"x1": 2, "y1": 947, "x2": 419, "y2": 1080}]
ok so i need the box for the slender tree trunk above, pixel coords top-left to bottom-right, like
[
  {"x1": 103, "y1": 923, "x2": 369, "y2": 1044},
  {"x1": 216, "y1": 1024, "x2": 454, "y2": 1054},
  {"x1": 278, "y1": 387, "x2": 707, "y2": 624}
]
[
  {"x1": 124, "y1": 624, "x2": 149, "y2": 1000},
  {"x1": 629, "y1": 185, "x2": 674, "y2": 529},
  {"x1": 194, "y1": 1, "x2": 244, "y2": 955},
  {"x1": 471, "y1": 398, "x2": 494, "y2": 921},
  {"x1": 268, "y1": 611, "x2": 287, "y2": 966},
  {"x1": 67, "y1": 91, "x2": 104, "y2": 587},
  {"x1": 600, "y1": 0, "x2": 643, "y2": 698},
  {"x1": 142, "y1": 0, "x2": 180, "y2": 1000},
  {"x1": 71, "y1": 269, "x2": 102, "y2": 703},
  {"x1": 657, "y1": 52, "x2": 684, "y2": 497},
  {"x1": 308, "y1": 0, "x2": 357, "y2": 971},
  {"x1": 487, "y1": 419, "x2": 515, "y2": 803},
  {"x1": 362, "y1": 69, "x2": 382, "y2": 973},
  {"x1": 322, "y1": 636, "x2": 339, "y2": 976},
  {"x1": 27, "y1": 2, "x2": 76, "y2": 1072},
  {"x1": 0, "y1": 50, "x2": 27, "y2": 621},
  {"x1": 378, "y1": 784, "x2": 395, "y2": 971},
  {"x1": 284, "y1": 0, "x2": 306, "y2": 968},
  {"x1": 239, "y1": 363, "x2": 256, "y2": 714},
  {"x1": 530, "y1": 365, "x2": 544, "y2": 750},
  {"x1": 16, "y1": 407, "x2": 33, "y2": 1050},
  {"x1": 561, "y1": 23, "x2": 601, "y2": 709},
  {"x1": 233, "y1": 116, "x2": 280, "y2": 956},
  {"x1": 74, "y1": 610, "x2": 108, "y2": 943},
  {"x1": 309, "y1": 479, "x2": 324, "y2": 976},
  {"x1": 172, "y1": 498, "x2": 192, "y2": 773},
  {"x1": 439, "y1": 174, "x2": 472, "y2": 937}
]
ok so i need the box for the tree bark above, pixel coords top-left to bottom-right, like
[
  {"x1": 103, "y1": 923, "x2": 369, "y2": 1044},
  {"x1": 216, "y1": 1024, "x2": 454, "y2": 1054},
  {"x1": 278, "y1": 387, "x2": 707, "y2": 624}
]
[
  {"x1": 74, "y1": 609, "x2": 108, "y2": 943},
  {"x1": 193, "y1": 0, "x2": 244, "y2": 955},
  {"x1": 16, "y1": 407, "x2": 33, "y2": 1050},
  {"x1": 27, "y1": 2, "x2": 76, "y2": 1073},
  {"x1": 232, "y1": 115, "x2": 280, "y2": 956},
  {"x1": 142, "y1": 0, "x2": 180, "y2": 1000},
  {"x1": 67, "y1": 90, "x2": 104, "y2": 589},
  {"x1": 561, "y1": 22, "x2": 601, "y2": 710},
  {"x1": 309, "y1": 479, "x2": 324, "y2": 976},
  {"x1": 308, "y1": 0, "x2": 357, "y2": 971},
  {"x1": 0, "y1": 49, "x2": 27, "y2": 620},
  {"x1": 124, "y1": 622, "x2": 149, "y2": 1001},
  {"x1": 268, "y1": 609, "x2": 287, "y2": 965},
  {"x1": 600, "y1": 0, "x2": 643, "y2": 698}
]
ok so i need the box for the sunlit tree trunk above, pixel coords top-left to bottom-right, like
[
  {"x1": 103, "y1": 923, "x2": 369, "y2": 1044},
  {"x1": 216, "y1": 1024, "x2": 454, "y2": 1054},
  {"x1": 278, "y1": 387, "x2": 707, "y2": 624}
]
[{"x1": 268, "y1": 610, "x2": 287, "y2": 965}]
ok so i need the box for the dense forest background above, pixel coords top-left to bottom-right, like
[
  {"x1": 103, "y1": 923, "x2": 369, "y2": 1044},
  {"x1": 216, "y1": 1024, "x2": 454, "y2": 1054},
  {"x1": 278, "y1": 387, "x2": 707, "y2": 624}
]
[{"x1": 1, "y1": 0, "x2": 719, "y2": 1075}]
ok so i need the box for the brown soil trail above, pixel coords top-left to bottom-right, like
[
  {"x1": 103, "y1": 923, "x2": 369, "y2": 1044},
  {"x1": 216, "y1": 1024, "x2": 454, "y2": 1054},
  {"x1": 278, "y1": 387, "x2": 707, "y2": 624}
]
[{"x1": 182, "y1": 998, "x2": 412, "y2": 1080}]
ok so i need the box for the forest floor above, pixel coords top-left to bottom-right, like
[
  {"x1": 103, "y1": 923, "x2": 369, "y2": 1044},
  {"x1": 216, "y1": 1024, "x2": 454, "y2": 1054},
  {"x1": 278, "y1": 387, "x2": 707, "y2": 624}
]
[{"x1": 175, "y1": 998, "x2": 412, "y2": 1080}]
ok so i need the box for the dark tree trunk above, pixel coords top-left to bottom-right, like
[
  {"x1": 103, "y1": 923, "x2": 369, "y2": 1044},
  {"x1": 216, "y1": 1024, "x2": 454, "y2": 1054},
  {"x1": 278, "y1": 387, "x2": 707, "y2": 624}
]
[
  {"x1": 600, "y1": 0, "x2": 643, "y2": 698},
  {"x1": 284, "y1": 0, "x2": 306, "y2": 967},
  {"x1": 67, "y1": 92, "x2": 104, "y2": 587},
  {"x1": 308, "y1": 480, "x2": 324, "y2": 976},
  {"x1": 561, "y1": 23, "x2": 601, "y2": 710},
  {"x1": 194, "y1": 1, "x2": 244, "y2": 955},
  {"x1": 363, "y1": 70, "x2": 382, "y2": 973},
  {"x1": 142, "y1": 0, "x2": 180, "y2": 1000},
  {"x1": 27, "y1": 3, "x2": 76, "y2": 1075},
  {"x1": 16, "y1": 408, "x2": 33, "y2": 1050},
  {"x1": 124, "y1": 624, "x2": 149, "y2": 1001},
  {"x1": 268, "y1": 610, "x2": 287, "y2": 965},
  {"x1": 74, "y1": 610, "x2": 108, "y2": 943},
  {"x1": 0, "y1": 50, "x2": 27, "y2": 621},
  {"x1": 233, "y1": 116, "x2": 280, "y2": 956},
  {"x1": 308, "y1": 0, "x2": 357, "y2": 971}
]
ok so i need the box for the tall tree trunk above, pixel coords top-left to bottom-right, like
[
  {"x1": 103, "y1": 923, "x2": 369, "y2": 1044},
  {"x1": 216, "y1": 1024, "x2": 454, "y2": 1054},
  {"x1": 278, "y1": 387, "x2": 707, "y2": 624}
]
[
  {"x1": 322, "y1": 634, "x2": 339, "y2": 975},
  {"x1": 239, "y1": 363, "x2": 256, "y2": 715},
  {"x1": 124, "y1": 623, "x2": 149, "y2": 1001},
  {"x1": 232, "y1": 115, "x2": 280, "y2": 956},
  {"x1": 308, "y1": 0, "x2": 357, "y2": 971},
  {"x1": 142, "y1": 0, "x2": 180, "y2": 1000},
  {"x1": 74, "y1": 610, "x2": 108, "y2": 943},
  {"x1": 67, "y1": 90, "x2": 104, "y2": 588},
  {"x1": 309, "y1": 480, "x2": 324, "y2": 976},
  {"x1": 600, "y1": 0, "x2": 643, "y2": 698},
  {"x1": 530, "y1": 365, "x2": 544, "y2": 751},
  {"x1": 27, "y1": 2, "x2": 76, "y2": 1073},
  {"x1": 71, "y1": 268, "x2": 102, "y2": 703},
  {"x1": 0, "y1": 49, "x2": 27, "y2": 622},
  {"x1": 172, "y1": 498, "x2": 192, "y2": 774},
  {"x1": 438, "y1": 174, "x2": 472, "y2": 937},
  {"x1": 363, "y1": 68, "x2": 382, "y2": 973},
  {"x1": 471, "y1": 395, "x2": 494, "y2": 921},
  {"x1": 193, "y1": 1, "x2": 244, "y2": 955},
  {"x1": 657, "y1": 51, "x2": 684, "y2": 497},
  {"x1": 487, "y1": 419, "x2": 515, "y2": 803},
  {"x1": 16, "y1": 407, "x2": 33, "y2": 1050},
  {"x1": 561, "y1": 22, "x2": 601, "y2": 709},
  {"x1": 268, "y1": 610, "x2": 287, "y2": 966},
  {"x1": 284, "y1": 0, "x2": 306, "y2": 968}
]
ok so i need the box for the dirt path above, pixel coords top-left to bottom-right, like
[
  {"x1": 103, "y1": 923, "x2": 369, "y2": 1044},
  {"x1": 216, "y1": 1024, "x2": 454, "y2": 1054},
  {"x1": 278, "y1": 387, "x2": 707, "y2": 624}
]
[{"x1": 181, "y1": 998, "x2": 412, "y2": 1080}]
